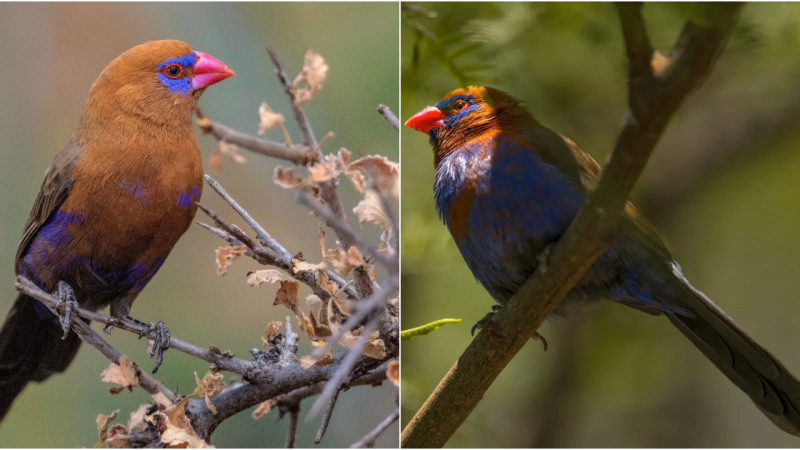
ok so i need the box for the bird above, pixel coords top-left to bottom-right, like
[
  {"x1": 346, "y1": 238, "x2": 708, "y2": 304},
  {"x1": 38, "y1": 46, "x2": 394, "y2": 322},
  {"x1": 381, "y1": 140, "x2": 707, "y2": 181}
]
[
  {"x1": 0, "y1": 40, "x2": 234, "y2": 421},
  {"x1": 405, "y1": 86, "x2": 800, "y2": 435}
]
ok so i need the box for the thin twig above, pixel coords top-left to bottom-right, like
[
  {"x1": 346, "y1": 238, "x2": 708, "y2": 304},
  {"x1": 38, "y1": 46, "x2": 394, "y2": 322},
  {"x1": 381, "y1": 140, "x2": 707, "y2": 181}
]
[
  {"x1": 350, "y1": 408, "x2": 399, "y2": 448},
  {"x1": 377, "y1": 105, "x2": 400, "y2": 131},
  {"x1": 15, "y1": 278, "x2": 178, "y2": 403},
  {"x1": 16, "y1": 277, "x2": 254, "y2": 377},
  {"x1": 267, "y1": 47, "x2": 318, "y2": 151},
  {"x1": 205, "y1": 174, "x2": 293, "y2": 262},
  {"x1": 296, "y1": 191, "x2": 391, "y2": 267},
  {"x1": 286, "y1": 406, "x2": 300, "y2": 448},
  {"x1": 196, "y1": 108, "x2": 314, "y2": 165},
  {"x1": 307, "y1": 317, "x2": 378, "y2": 418},
  {"x1": 315, "y1": 387, "x2": 340, "y2": 444}
]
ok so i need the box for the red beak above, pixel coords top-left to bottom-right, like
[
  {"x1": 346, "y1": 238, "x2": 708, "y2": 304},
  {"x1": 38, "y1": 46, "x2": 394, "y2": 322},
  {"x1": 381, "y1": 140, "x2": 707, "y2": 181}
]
[
  {"x1": 192, "y1": 50, "x2": 235, "y2": 90},
  {"x1": 405, "y1": 107, "x2": 444, "y2": 134}
]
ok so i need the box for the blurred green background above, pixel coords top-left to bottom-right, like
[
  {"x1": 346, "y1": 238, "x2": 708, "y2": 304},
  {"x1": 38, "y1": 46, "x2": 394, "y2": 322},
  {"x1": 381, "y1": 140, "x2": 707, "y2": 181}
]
[
  {"x1": 401, "y1": 2, "x2": 800, "y2": 447},
  {"x1": 0, "y1": 2, "x2": 398, "y2": 447}
]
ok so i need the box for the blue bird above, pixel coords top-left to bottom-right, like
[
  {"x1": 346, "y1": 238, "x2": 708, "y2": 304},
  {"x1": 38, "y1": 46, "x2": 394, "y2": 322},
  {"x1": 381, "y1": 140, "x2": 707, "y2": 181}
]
[{"x1": 406, "y1": 86, "x2": 800, "y2": 435}]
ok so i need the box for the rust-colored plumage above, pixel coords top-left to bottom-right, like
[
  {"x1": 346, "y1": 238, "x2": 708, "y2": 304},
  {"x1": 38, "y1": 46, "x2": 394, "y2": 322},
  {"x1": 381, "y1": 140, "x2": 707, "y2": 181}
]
[{"x1": 0, "y1": 40, "x2": 233, "y2": 420}]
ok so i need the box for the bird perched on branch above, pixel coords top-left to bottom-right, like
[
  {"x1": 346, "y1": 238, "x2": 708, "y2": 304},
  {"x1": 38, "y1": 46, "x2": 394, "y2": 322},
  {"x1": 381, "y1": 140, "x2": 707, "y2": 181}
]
[
  {"x1": 405, "y1": 86, "x2": 800, "y2": 435},
  {"x1": 0, "y1": 40, "x2": 234, "y2": 421}
]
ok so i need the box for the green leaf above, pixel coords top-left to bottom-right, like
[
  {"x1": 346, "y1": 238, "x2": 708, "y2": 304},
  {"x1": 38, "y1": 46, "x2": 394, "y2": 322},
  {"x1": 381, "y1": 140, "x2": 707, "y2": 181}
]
[{"x1": 401, "y1": 319, "x2": 462, "y2": 340}]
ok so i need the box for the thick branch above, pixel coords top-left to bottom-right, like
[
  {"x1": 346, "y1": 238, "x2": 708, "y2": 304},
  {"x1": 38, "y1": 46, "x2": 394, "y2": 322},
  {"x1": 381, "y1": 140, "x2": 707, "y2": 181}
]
[
  {"x1": 400, "y1": 4, "x2": 741, "y2": 447},
  {"x1": 186, "y1": 351, "x2": 386, "y2": 440}
]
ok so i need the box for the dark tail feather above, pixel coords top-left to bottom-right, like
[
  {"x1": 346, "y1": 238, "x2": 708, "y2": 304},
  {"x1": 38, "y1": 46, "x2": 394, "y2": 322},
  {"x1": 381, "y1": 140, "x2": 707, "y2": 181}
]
[
  {"x1": 668, "y1": 283, "x2": 800, "y2": 435},
  {"x1": 0, "y1": 293, "x2": 81, "y2": 422}
]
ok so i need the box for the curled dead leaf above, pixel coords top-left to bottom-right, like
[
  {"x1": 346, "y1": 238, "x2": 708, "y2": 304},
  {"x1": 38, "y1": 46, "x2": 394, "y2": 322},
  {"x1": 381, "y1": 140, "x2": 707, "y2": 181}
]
[
  {"x1": 252, "y1": 400, "x2": 274, "y2": 420},
  {"x1": 263, "y1": 321, "x2": 283, "y2": 347},
  {"x1": 293, "y1": 50, "x2": 329, "y2": 107},
  {"x1": 101, "y1": 356, "x2": 138, "y2": 394},
  {"x1": 258, "y1": 103, "x2": 285, "y2": 135},
  {"x1": 275, "y1": 280, "x2": 300, "y2": 311},
  {"x1": 300, "y1": 354, "x2": 336, "y2": 369},
  {"x1": 273, "y1": 165, "x2": 306, "y2": 189},
  {"x1": 215, "y1": 245, "x2": 247, "y2": 276},
  {"x1": 210, "y1": 140, "x2": 246, "y2": 171},
  {"x1": 247, "y1": 269, "x2": 297, "y2": 288},
  {"x1": 348, "y1": 155, "x2": 399, "y2": 198},
  {"x1": 387, "y1": 360, "x2": 399, "y2": 387},
  {"x1": 194, "y1": 372, "x2": 226, "y2": 415}
]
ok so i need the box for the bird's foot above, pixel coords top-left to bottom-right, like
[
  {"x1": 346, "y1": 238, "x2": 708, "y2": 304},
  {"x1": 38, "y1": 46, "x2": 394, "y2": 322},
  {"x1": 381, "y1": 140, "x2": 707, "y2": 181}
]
[
  {"x1": 471, "y1": 305, "x2": 502, "y2": 337},
  {"x1": 125, "y1": 317, "x2": 171, "y2": 374},
  {"x1": 57, "y1": 281, "x2": 79, "y2": 340},
  {"x1": 532, "y1": 332, "x2": 548, "y2": 352}
]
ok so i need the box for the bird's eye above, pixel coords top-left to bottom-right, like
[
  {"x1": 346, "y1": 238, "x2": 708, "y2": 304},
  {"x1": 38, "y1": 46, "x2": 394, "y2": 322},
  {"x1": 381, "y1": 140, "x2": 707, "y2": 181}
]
[
  {"x1": 161, "y1": 63, "x2": 184, "y2": 79},
  {"x1": 452, "y1": 100, "x2": 468, "y2": 113}
]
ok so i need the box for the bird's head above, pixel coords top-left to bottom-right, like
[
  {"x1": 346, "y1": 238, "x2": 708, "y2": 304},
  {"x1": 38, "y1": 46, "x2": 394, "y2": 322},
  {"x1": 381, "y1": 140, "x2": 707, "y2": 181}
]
[
  {"x1": 405, "y1": 86, "x2": 532, "y2": 165},
  {"x1": 82, "y1": 40, "x2": 234, "y2": 127}
]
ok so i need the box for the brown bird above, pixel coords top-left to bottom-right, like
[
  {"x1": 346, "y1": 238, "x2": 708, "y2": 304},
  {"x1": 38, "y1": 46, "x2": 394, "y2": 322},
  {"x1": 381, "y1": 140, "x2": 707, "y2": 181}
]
[{"x1": 0, "y1": 40, "x2": 234, "y2": 420}]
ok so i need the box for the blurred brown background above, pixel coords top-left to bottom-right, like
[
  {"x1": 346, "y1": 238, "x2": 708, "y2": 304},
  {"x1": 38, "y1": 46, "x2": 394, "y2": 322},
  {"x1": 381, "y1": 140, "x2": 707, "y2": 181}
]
[
  {"x1": 401, "y1": 2, "x2": 800, "y2": 447},
  {"x1": 0, "y1": 2, "x2": 398, "y2": 447}
]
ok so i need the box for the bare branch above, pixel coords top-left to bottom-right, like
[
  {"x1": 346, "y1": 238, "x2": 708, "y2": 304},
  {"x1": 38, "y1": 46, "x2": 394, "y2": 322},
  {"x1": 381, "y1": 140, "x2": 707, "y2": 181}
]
[
  {"x1": 400, "y1": 4, "x2": 742, "y2": 447},
  {"x1": 350, "y1": 408, "x2": 399, "y2": 448},
  {"x1": 285, "y1": 406, "x2": 299, "y2": 448},
  {"x1": 377, "y1": 104, "x2": 400, "y2": 131},
  {"x1": 195, "y1": 108, "x2": 315, "y2": 165},
  {"x1": 267, "y1": 47, "x2": 318, "y2": 150},
  {"x1": 15, "y1": 278, "x2": 178, "y2": 403},
  {"x1": 16, "y1": 277, "x2": 255, "y2": 377},
  {"x1": 315, "y1": 387, "x2": 340, "y2": 444},
  {"x1": 205, "y1": 174, "x2": 293, "y2": 262}
]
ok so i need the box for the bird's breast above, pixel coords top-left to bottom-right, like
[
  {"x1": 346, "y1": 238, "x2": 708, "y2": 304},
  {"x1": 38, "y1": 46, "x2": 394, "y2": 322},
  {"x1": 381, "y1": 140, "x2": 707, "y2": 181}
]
[{"x1": 434, "y1": 136, "x2": 585, "y2": 301}]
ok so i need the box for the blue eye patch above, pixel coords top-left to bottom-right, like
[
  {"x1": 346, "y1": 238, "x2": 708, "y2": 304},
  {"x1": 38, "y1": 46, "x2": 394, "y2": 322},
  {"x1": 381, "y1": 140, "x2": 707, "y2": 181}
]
[{"x1": 157, "y1": 52, "x2": 196, "y2": 97}]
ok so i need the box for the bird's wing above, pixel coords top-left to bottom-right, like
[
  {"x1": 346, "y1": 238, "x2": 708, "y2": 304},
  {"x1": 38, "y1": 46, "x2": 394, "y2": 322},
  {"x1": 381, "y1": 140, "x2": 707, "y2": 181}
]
[
  {"x1": 14, "y1": 139, "x2": 81, "y2": 269},
  {"x1": 520, "y1": 125, "x2": 673, "y2": 261}
]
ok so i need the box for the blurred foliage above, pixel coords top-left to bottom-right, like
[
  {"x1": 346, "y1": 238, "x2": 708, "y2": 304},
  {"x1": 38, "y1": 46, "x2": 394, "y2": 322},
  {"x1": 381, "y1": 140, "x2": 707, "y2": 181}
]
[
  {"x1": 0, "y1": 3, "x2": 398, "y2": 448},
  {"x1": 402, "y1": 2, "x2": 800, "y2": 447}
]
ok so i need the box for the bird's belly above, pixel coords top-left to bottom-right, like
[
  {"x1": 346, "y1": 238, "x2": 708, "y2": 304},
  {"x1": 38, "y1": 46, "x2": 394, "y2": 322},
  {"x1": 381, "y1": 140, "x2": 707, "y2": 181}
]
[{"x1": 19, "y1": 174, "x2": 201, "y2": 306}]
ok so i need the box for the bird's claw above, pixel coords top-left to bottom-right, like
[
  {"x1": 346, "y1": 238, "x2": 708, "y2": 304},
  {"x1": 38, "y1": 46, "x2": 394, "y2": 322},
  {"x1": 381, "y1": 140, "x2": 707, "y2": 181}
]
[
  {"x1": 148, "y1": 321, "x2": 171, "y2": 374},
  {"x1": 57, "y1": 281, "x2": 79, "y2": 340},
  {"x1": 533, "y1": 331, "x2": 548, "y2": 352},
  {"x1": 125, "y1": 316, "x2": 171, "y2": 374},
  {"x1": 471, "y1": 305, "x2": 502, "y2": 336}
]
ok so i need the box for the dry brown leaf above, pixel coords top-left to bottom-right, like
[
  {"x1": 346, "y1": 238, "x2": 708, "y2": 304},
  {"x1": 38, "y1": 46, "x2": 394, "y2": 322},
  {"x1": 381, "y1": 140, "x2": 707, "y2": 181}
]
[
  {"x1": 317, "y1": 269, "x2": 338, "y2": 298},
  {"x1": 159, "y1": 396, "x2": 214, "y2": 448},
  {"x1": 273, "y1": 165, "x2": 306, "y2": 189},
  {"x1": 106, "y1": 424, "x2": 130, "y2": 449},
  {"x1": 387, "y1": 360, "x2": 399, "y2": 387},
  {"x1": 247, "y1": 269, "x2": 296, "y2": 288},
  {"x1": 209, "y1": 140, "x2": 246, "y2": 170},
  {"x1": 344, "y1": 169, "x2": 367, "y2": 193},
  {"x1": 151, "y1": 392, "x2": 174, "y2": 409},
  {"x1": 127, "y1": 404, "x2": 152, "y2": 433},
  {"x1": 252, "y1": 400, "x2": 273, "y2": 420},
  {"x1": 262, "y1": 321, "x2": 283, "y2": 347},
  {"x1": 258, "y1": 103, "x2": 285, "y2": 135},
  {"x1": 292, "y1": 259, "x2": 326, "y2": 273},
  {"x1": 101, "y1": 356, "x2": 138, "y2": 393},
  {"x1": 306, "y1": 295, "x2": 332, "y2": 339},
  {"x1": 299, "y1": 354, "x2": 336, "y2": 369},
  {"x1": 353, "y1": 190, "x2": 391, "y2": 233},
  {"x1": 215, "y1": 245, "x2": 247, "y2": 276},
  {"x1": 363, "y1": 338, "x2": 387, "y2": 359},
  {"x1": 348, "y1": 155, "x2": 400, "y2": 198},
  {"x1": 338, "y1": 148, "x2": 351, "y2": 166},
  {"x1": 293, "y1": 50, "x2": 329, "y2": 106},
  {"x1": 194, "y1": 372, "x2": 225, "y2": 415},
  {"x1": 308, "y1": 156, "x2": 336, "y2": 183},
  {"x1": 96, "y1": 409, "x2": 120, "y2": 446},
  {"x1": 275, "y1": 280, "x2": 300, "y2": 311}
]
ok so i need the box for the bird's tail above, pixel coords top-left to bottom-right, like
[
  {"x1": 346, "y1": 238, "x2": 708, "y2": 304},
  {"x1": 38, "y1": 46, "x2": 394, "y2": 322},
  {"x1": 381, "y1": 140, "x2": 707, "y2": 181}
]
[
  {"x1": 668, "y1": 281, "x2": 800, "y2": 435},
  {"x1": 0, "y1": 293, "x2": 81, "y2": 422}
]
